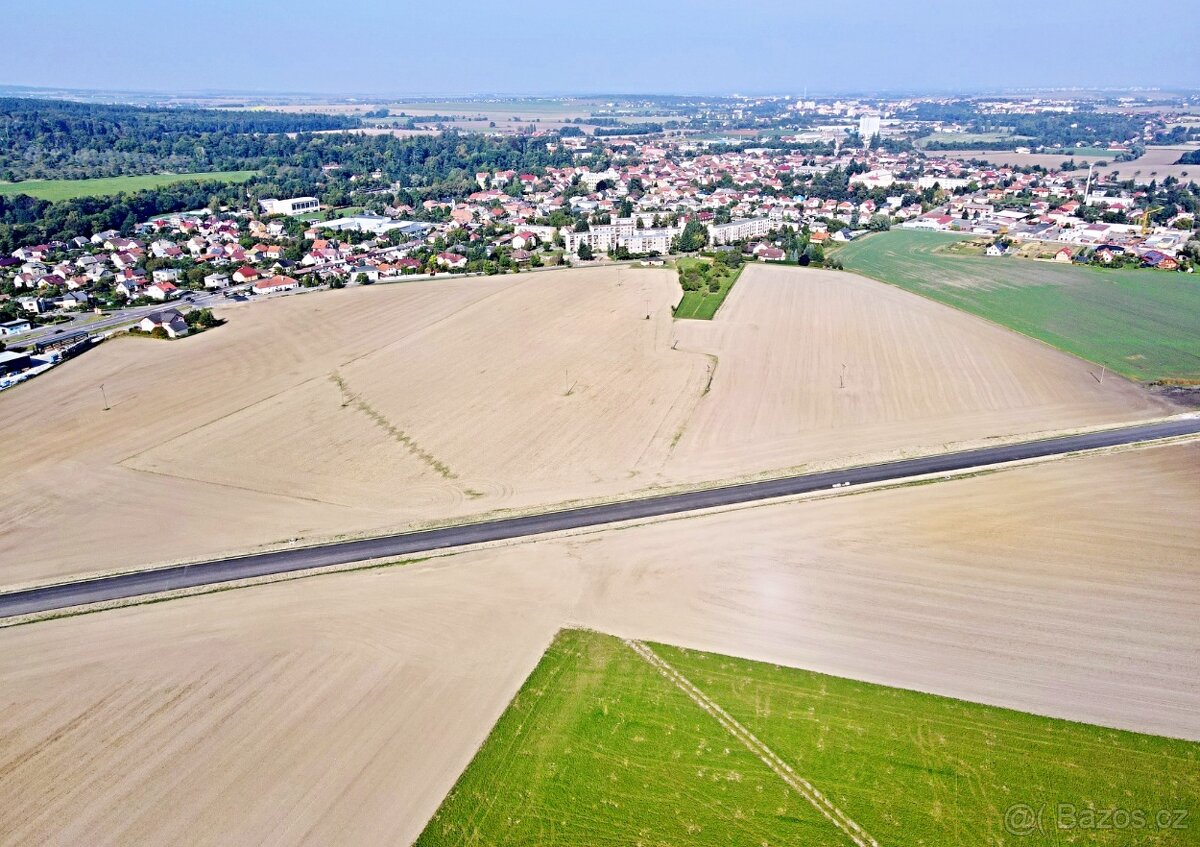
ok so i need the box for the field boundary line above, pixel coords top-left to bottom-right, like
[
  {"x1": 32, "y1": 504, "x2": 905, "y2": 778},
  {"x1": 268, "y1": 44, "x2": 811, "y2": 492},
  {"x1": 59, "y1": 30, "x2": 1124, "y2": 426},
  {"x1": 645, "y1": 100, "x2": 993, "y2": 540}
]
[{"x1": 625, "y1": 639, "x2": 880, "y2": 847}]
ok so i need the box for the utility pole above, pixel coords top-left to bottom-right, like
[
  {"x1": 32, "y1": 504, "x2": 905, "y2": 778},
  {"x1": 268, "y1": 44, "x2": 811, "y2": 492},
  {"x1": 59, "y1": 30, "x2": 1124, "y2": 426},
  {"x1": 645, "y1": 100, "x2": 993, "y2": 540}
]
[
  {"x1": 1099, "y1": 364, "x2": 1106, "y2": 384},
  {"x1": 99, "y1": 383, "x2": 110, "y2": 411},
  {"x1": 839, "y1": 363, "x2": 847, "y2": 389}
]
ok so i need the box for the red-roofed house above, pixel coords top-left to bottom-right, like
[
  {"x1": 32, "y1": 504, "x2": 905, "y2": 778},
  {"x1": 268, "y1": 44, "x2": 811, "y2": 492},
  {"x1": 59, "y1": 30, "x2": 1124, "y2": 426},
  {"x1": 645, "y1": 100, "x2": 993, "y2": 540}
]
[
  {"x1": 511, "y1": 231, "x2": 538, "y2": 250},
  {"x1": 252, "y1": 275, "x2": 299, "y2": 294},
  {"x1": 436, "y1": 252, "x2": 467, "y2": 269},
  {"x1": 145, "y1": 282, "x2": 179, "y2": 302}
]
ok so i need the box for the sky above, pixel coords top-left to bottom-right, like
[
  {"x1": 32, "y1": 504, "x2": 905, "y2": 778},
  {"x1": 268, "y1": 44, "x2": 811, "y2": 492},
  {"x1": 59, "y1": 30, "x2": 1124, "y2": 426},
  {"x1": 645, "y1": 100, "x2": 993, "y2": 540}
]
[{"x1": 2, "y1": 0, "x2": 1198, "y2": 97}]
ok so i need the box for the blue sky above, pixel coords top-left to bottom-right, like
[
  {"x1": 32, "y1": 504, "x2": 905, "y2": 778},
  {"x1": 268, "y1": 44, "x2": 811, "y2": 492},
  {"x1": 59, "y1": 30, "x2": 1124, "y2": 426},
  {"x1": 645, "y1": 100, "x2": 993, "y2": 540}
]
[{"x1": 3, "y1": 1, "x2": 1198, "y2": 96}]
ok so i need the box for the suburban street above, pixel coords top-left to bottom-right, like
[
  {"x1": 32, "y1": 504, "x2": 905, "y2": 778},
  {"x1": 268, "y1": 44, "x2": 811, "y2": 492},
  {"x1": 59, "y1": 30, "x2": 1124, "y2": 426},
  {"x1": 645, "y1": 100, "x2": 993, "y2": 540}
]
[
  {"x1": 7, "y1": 290, "x2": 228, "y2": 346},
  {"x1": 2, "y1": 416, "x2": 1197, "y2": 619}
]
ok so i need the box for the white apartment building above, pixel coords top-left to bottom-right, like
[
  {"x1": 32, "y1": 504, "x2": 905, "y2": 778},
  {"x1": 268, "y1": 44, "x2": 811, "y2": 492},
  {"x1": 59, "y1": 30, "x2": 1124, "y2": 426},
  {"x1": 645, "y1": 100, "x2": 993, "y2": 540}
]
[
  {"x1": 707, "y1": 216, "x2": 771, "y2": 246},
  {"x1": 562, "y1": 216, "x2": 683, "y2": 255},
  {"x1": 858, "y1": 111, "x2": 881, "y2": 139}
]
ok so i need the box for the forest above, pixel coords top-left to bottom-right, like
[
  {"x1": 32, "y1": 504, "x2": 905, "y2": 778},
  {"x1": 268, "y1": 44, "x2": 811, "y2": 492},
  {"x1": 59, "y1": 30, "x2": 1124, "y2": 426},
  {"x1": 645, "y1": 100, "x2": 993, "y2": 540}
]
[{"x1": 0, "y1": 98, "x2": 360, "y2": 181}]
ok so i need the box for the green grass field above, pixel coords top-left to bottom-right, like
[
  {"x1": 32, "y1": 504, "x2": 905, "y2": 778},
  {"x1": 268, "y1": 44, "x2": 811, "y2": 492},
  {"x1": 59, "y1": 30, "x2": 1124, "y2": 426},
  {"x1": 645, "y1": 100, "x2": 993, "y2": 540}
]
[
  {"x1": 0, "y1": 170, "x2": 258, "y2": 201},
  {"x1": 417, "y1": 629, "x2": 1199, "y2": 846},
  {"x1": 834, "y1": 230, "x2": 1200, "y2": 382},
  {"x1": 674, "y1": 258, "x2": 744, "y2": 320},
  {"x1": 297, "y1": 205, "x2": 364, "y2": 222}
]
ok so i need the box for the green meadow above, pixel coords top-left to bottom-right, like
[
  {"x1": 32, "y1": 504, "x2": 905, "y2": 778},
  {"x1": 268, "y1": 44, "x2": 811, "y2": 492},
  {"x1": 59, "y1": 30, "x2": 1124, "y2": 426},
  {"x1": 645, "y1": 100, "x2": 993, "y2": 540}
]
[
  {"x1": 417, "y1": 629, "x2": 1198, "y2": 846},
  {"x1": 0, "y1": 170, "x2": 258, "y2": 201},
  {"x1": 834, "y1": 229, "x2": 1200, "y2": 382}
]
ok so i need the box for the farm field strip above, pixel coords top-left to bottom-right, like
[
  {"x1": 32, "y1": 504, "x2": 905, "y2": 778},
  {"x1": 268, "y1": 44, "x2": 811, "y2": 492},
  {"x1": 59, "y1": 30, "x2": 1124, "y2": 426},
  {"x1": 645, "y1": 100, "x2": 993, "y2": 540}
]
[
  {"x1": 626, "y1": 638, "x2": 879, "y2": 847},
  {"x1": 834, "y1": 229, "x2": 1200, "y2": 382}
]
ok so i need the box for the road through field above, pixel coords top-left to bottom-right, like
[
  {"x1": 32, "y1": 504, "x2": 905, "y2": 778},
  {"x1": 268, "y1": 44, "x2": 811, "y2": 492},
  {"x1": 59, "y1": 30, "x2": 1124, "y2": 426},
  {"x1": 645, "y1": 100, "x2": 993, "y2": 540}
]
[{"x1": 3, "y1": 417, "x2": 1196, "y2": 619}]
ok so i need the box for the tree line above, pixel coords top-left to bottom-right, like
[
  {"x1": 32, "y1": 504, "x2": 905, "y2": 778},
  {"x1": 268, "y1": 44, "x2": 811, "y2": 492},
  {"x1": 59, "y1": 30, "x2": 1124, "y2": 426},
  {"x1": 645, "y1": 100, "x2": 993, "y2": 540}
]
[{"x1": 0, "y1": 97, "x2": 360, "y2": 181}]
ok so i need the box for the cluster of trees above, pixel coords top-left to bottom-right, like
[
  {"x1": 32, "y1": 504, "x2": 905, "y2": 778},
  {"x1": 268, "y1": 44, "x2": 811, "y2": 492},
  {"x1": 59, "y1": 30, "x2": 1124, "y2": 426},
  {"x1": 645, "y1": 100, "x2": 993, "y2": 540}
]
[
  {"x1": 593, "y1": 123, "x2": 665, "y2": 137},
  {"x1": 185, "y1": 308, "x2": 220, "y2": 329},
  {"x1": 908, "y1": 101, "x2": 1151, "y2": 150},
  {"x1": 0, "y1": 97, "x2": 359, "y2": 181},
  {"x1": 1157, "y1": 126, "x2": 1200, "y2": 146},
  {"x1": 672, "y1": 220, "x2": 708, "y2": 253},
  {"x1": 678, "y1": 255, "x2": 739, "y2": 293}
]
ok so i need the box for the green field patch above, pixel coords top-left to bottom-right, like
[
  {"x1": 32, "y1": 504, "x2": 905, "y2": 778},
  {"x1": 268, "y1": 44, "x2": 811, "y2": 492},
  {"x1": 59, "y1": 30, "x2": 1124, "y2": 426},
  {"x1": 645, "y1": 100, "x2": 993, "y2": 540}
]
[
  {"x1": 673, "y1": 257, "x2": 744, "y2": 320},
  {"x1": 418, "y1": 629, "x2": 1199, "y2": 845},
  {"x1": 298, "y1": 205, "x2": 364, "y2": 222},
  {"x1": 657, "y1": 642, "x2": 1199, "y2": 846},
  {"x1": 834, "y1": 230, "x2": 1200, "y2": 382},
  {"x1": 0, "y1": 170, "x2": 258, "y2": 201},
  {"x1": 417, "y1": 630, "x2": 844, "y2": 846}
]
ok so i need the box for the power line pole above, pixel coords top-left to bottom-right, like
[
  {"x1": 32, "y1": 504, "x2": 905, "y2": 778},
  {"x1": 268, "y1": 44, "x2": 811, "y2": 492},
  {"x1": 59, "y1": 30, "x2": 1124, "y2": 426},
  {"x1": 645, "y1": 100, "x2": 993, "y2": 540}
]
[
  {"x1": 839, "y1": 363, "x2": 847, "y2": 389},
  {"x1": 99, "y1": 383, "x2": 110, "y2": 411}
]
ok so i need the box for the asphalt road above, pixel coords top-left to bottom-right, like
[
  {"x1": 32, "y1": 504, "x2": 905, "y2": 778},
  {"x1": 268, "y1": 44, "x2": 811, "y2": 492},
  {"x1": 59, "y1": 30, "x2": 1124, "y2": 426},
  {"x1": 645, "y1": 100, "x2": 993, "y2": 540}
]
[
  {"x1": 2, "y1": 418, "x2": 1197, "y2": 619},
  {"x1": 11, "y1": 292, "x2": 225, "y2": 346}
]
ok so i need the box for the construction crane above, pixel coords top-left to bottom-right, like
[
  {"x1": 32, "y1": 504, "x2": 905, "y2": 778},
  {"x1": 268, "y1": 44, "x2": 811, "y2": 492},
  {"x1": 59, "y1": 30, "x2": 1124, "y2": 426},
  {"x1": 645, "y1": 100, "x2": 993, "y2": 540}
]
[{"x1": 1140, "y1": 206, "x2": 1163, "y2": 235}]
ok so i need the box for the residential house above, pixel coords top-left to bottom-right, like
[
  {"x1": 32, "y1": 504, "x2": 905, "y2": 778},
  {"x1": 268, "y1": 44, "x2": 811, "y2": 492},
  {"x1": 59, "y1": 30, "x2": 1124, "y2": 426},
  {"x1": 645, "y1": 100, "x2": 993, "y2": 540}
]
[
  {"x1": 145, "y1": 282, "x2": 179, "y2": 302},
  {"x1": 138, "y1": 309, "x2": 189, "y2": 338},
  {"x1": 251, "y1": 275, "x2": 300, "y2": 294},
  {"x1": 232, "y1": 266, "x2": 262, "y2": 284},
  {"x1": 435, "y1": 252, "x2": 468, "y2": 269}
]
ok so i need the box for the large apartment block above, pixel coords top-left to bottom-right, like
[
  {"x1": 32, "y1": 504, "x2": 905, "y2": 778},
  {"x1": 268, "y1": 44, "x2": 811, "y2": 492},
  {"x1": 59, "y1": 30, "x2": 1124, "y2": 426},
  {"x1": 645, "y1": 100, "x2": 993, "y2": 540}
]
[
  {"x1": 562, "y1": 215, "x2": 684, "y2": 255},
  {"x1": 707, "y1": 216, "x2": 771, "y2": 246}
]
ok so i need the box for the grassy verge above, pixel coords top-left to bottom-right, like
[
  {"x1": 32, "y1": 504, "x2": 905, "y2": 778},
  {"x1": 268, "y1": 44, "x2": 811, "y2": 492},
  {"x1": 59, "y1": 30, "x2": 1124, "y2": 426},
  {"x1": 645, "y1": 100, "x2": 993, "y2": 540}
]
[
  {"x1": 417, "y1": 629, "x2": 1199, "y2": 845},
  {"x1": 0, "y1": 170, "x2": 258, "y2": 201},
  {"x1": 674, "y1": 257, "x2": 745, "y2": 320},
  {"x1": 834, "y1": 229, "x2": 1200, "y2": 382}
]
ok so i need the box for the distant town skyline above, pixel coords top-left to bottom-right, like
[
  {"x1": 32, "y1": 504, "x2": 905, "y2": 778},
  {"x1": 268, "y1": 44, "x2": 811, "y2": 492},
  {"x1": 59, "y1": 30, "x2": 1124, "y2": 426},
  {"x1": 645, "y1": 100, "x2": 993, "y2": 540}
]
[{"x1": 3, "y1": 0, "x2": 1199, "y2": 97}]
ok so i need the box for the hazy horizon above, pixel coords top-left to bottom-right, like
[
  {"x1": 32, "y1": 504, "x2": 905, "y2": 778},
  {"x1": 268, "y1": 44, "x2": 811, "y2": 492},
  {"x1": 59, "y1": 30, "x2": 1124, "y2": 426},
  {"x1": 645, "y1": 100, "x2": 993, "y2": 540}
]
[{"x1": 2, "y1": 0, "x2": 1198, "y2": 98}]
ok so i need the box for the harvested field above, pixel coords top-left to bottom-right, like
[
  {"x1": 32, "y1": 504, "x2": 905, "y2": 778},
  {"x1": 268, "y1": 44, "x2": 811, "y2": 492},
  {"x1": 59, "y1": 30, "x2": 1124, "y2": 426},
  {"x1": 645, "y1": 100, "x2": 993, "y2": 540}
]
[
  {"x1": 932, "y1": 145, "x2": 1198, "y2": 182},
  {"x1": 666, "y1": 262, "x2": 1169, "y2": 479},
  {"x1": 0, "y1": 267, "x2": 704, "y2": 586},
  {"x1": 0, "y1": 263, "x2": 1174, "y2": 586},
  {"x1": 2, "y1": 444, "x2": 1198, "y2": 845}
]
